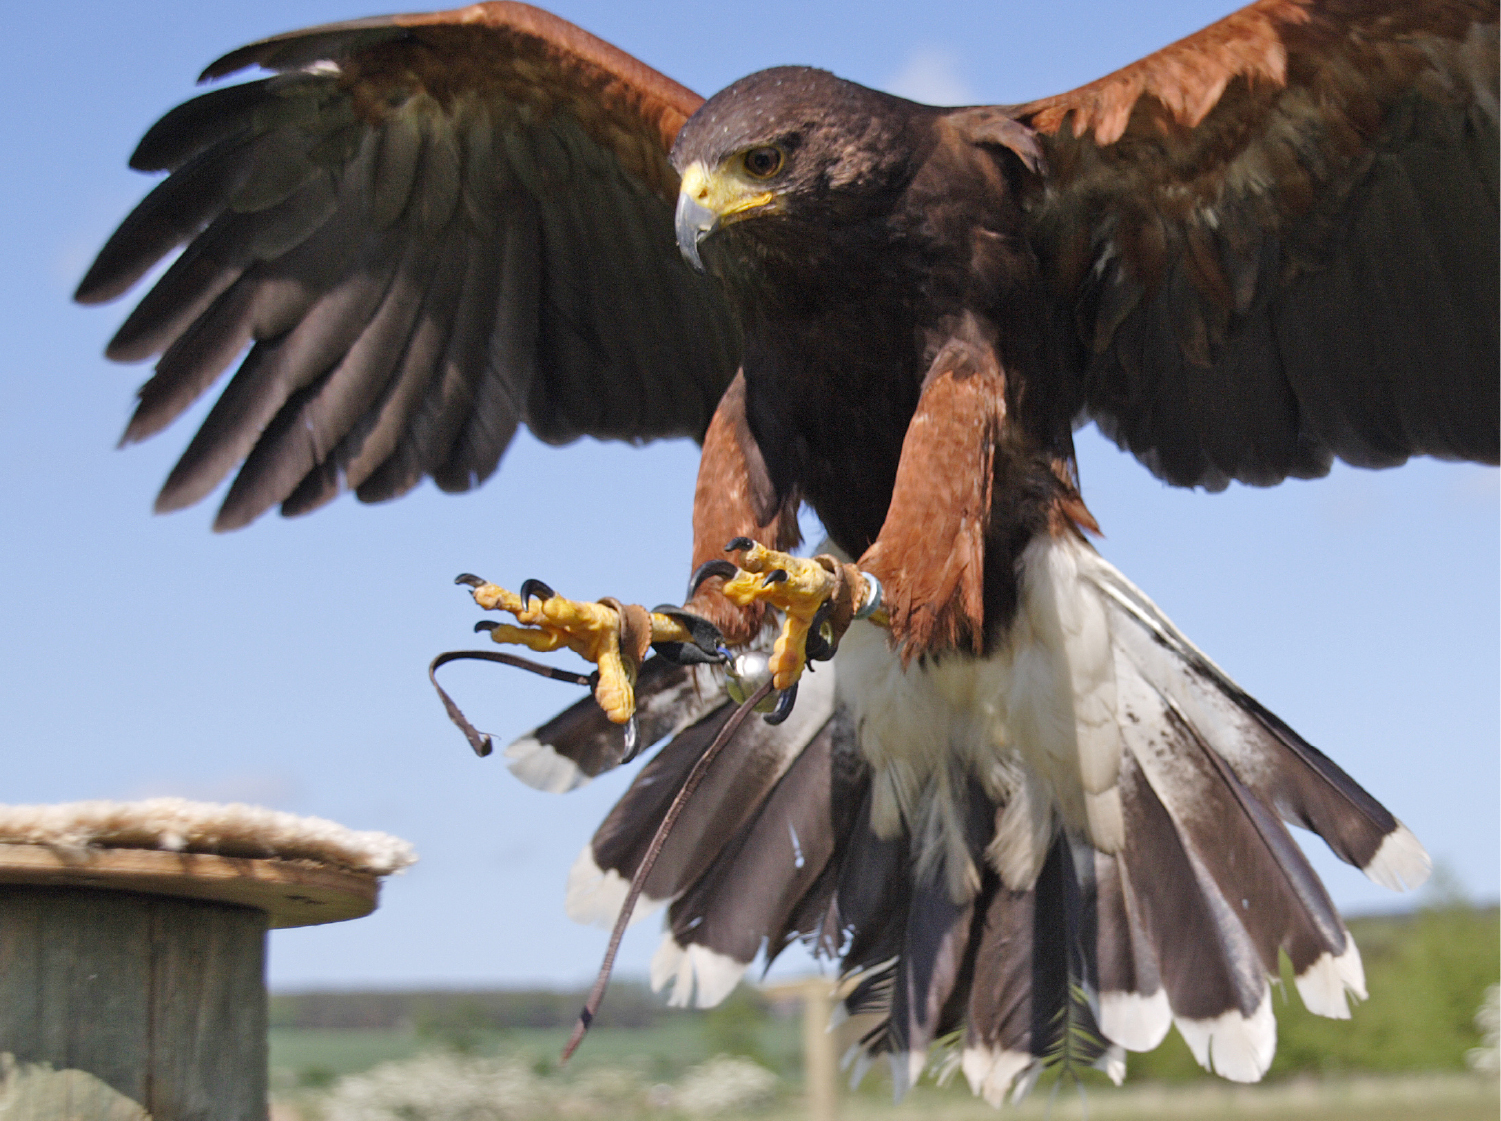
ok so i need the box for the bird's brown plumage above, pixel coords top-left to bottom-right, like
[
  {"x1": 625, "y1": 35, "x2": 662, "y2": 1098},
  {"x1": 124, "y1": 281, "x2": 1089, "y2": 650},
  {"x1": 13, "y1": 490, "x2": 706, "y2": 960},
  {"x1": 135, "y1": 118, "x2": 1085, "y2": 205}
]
[{"x1": 78, "y1": 0, "x2": 1496, "y2": 1100}]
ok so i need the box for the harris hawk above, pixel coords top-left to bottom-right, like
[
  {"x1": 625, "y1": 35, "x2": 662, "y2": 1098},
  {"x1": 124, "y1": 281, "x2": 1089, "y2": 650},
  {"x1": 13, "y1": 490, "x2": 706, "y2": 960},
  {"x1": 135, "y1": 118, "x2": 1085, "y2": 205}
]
[{"x1": 76, "y1": 0, "x2": 1498, "y2": 1103}]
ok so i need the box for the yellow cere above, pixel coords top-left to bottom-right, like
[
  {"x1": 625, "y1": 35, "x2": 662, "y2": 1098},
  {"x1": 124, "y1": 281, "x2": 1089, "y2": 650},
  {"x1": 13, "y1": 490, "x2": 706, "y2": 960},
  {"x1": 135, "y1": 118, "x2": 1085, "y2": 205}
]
[{"x1": 679, "y1": 161, "x2": 778, "y2": 225}]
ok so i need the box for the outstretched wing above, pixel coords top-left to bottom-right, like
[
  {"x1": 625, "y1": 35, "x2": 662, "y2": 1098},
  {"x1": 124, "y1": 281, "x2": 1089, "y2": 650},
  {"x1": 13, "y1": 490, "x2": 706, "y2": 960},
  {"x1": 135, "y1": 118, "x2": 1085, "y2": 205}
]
[
  {"x1": 1016, "y1": 0, "x2": 1498, "y2": 490},
  {"x1": 77, "y1": 2, "x2": 740, "y2": 529}
]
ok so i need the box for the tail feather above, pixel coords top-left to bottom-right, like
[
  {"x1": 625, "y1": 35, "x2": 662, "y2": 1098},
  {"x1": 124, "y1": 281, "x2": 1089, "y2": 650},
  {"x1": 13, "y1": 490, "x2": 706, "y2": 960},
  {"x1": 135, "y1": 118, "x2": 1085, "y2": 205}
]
[
  {"x1": 565, "y1": 662, "x2": 836, "y2": 928},
  {"x1": 1091, "y1": 850, "x2": 1172, "y2": 1052},
  {"x1": 1116, "y1": 750, "x2": 1276, "y2": 1080},
  {"x1": 650, "y1": 710, "x2": 861, "y2": 1007},
  {"x1": 766, "y1": 720, "x2": 870, "y2": 962},
  {"x1": 1116, "y1": 658, "x2": 1355, "y2": 990},
  {"x1": 828, "y1": 783, "x2": 911, "y2": 973},
  {"x1": 512, "y1": 535, "x2": 1427, "y2": 1103},
  {"x1": 1089, "y1": 560, "x2": 1429, "y2": 890},
  {"x1": 504, "y1": 658, "x2": 722, "y2": 793},
  {"x1": 963, "y1": 835, "x2": 1119, "y2": 1105},
  {"x1": 884, "y1": 773, "x2": 992, "y2": 1093}
]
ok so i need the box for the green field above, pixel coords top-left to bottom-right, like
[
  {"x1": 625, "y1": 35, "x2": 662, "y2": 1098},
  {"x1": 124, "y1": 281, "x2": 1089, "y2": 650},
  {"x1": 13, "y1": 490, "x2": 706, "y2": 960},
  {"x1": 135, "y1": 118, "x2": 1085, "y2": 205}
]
[{"x1": 270, "y1": 902, "x2": 1497, "y2": 1117}]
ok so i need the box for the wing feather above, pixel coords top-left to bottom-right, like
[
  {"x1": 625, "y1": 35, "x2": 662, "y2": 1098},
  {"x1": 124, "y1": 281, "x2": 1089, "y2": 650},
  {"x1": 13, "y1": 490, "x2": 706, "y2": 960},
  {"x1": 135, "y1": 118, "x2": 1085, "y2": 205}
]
[
  {"x1": 1015, "y1": 0, "x2": 1499, "y2": 488},
  {"x1": 79, "y1": 2, "x2": 739, "y2": 527}
]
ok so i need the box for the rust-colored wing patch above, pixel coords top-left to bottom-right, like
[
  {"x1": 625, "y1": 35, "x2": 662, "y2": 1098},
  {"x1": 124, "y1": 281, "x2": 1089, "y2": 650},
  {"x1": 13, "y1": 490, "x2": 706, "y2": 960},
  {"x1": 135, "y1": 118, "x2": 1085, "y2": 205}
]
[
  {"x1": 686, "y1": 373, "x2": 801, "y2": 646},
  {"x1": 1015, "y1": 0, "x2": 1498, "y2": 491},
  {"x1": 205, "y1": 2, "x2": 703, "y2": 202}
]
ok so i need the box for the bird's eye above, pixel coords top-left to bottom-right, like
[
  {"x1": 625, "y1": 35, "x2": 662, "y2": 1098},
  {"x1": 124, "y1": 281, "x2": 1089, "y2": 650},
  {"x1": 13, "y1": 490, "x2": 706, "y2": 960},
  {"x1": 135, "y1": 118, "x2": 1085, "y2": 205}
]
[{"x1": 742, "y1": 146, "x2": 784, "y2": 179}]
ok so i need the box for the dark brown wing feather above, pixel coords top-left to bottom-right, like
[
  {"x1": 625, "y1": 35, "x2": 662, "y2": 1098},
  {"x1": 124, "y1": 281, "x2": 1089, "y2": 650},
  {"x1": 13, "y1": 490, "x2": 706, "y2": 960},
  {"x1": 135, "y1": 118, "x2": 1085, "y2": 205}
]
[
  {"x1": 77, "y1": 2, "x2": 740, "y2": 529},
  {"x1": 1015, "y1": 0, "x2": 1498, "y2": 489}
]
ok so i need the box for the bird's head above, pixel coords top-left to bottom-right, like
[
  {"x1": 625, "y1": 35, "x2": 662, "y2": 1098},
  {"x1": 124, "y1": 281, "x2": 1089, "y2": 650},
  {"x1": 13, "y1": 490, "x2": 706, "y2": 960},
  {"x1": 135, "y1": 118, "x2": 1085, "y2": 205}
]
[{"x1": 671, "y1": 67, "x2": 928, "y2": 284}]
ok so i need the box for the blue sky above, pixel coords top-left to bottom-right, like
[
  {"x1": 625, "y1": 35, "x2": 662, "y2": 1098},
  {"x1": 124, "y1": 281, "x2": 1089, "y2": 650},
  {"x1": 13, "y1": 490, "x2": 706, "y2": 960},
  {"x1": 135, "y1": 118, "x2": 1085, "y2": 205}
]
[{"x1": 1, "y1": 0, "x2": 1495, "y2": 991}]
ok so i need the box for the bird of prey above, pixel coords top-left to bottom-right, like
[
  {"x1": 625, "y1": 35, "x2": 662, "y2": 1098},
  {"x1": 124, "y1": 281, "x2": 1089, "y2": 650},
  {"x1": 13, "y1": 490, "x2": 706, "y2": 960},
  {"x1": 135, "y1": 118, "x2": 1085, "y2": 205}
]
[{"x1": 78, "y1": 0, "x2": 1497, "y2": 1102}]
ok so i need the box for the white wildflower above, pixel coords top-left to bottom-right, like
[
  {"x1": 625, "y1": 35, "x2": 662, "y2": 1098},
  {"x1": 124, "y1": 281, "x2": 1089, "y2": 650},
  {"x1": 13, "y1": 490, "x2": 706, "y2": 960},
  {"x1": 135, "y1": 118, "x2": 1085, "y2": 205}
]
[
  {"x1": 674, "y1": 1055, "x2": 779, "y2": 1117},
  {"x1": 1467, "y1": 983, "x2": 1500, "y2": 1075},
  {"x1": 314, "y1": 1053, "x2": 659, "y2": 1121},
  {"x1": 320, "y1": 1052, "x2": 547, "y2": 1121}
]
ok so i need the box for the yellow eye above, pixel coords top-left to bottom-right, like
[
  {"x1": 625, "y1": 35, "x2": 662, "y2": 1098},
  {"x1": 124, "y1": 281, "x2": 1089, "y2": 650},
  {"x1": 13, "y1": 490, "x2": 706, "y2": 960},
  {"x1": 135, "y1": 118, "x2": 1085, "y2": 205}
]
[{"x1": 742, "y1": 146, "x2": 784, "y2": 179}]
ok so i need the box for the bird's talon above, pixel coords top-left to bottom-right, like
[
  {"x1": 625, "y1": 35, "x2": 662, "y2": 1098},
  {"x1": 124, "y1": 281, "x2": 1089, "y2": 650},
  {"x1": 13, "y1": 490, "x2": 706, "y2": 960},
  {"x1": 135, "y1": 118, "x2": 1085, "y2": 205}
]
[
  {"x1": 520, "y1": 578, "x2": 556, "y2": 605},
  {"x1": 455, "y1": 573, "x2": 486, "y2": 588},
  {"x1": 762, "y1": 569, "x2": 788, "y2": 587},
  {"x1": 725, "y1": 536, "x2": 756, "y2": 554},
  {"x1": 649, "y1": 605, "x2": 728, "y2": 666},
  {"x1": 688, "y1": 558, "x2": 739, "y2": 598},
  {"x1": 458, "y1": 579, "x2": 732, "y2": 726},
  {"x1": 764, "y1": 682, "x2": 799, "y2": 725},
  {"x1": 805, "y1": 599, "x2": 840, "y2": 662}
]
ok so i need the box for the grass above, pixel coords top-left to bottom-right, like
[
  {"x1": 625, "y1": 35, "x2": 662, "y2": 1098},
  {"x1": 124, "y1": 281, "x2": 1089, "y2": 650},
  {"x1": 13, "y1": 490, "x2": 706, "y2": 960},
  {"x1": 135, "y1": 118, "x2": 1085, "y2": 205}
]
[
  {"x1": 269, "y1": 901, "x2": 1498, "y2": 1115},
  {"x1": 754, "y1": 1074, "x2": 1499, "y2": 1121}
]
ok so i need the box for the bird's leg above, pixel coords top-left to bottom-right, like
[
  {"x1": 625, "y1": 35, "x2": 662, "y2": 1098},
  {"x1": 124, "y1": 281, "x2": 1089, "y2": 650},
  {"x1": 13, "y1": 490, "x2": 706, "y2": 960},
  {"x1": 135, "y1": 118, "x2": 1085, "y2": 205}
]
[
  {"x1": 682, "y1": 372, "x2": 804, "y2": 647},
  {"x1": 454, "y1": 575, "x2": 719, "y2": 724},
  {"x1": 854, "y1": 329, "x2": 1007, "y2": 660}
]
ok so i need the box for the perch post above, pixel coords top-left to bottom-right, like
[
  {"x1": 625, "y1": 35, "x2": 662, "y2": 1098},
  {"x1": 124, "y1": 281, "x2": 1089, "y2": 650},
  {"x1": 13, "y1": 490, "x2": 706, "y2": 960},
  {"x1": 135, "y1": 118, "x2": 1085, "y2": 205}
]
[
  {"x1": 764, "y1": 976, "x2": 842, "y2": 1121},
  {"x1": 0, "y1": 800, "x2": 413, "y2": 1120}
]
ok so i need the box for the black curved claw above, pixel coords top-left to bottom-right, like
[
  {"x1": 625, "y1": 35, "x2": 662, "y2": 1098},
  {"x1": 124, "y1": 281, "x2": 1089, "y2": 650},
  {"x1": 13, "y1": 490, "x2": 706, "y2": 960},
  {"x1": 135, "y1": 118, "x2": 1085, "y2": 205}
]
[
  {"x1": 473, "y1": 620, "x2": 499, "y2": 635},
  {"x1": 762, "y1": 569, "x2": 788, "y2": 588},
  {"x1": 688, "y1": 559, "x2": 739, "y2": 598},
  {"x1": 650, "y1": 605, "x2": 728, "y2": 665},
  {"x1": 519, "y1": 578, "x2": 556, "y2": 605},
  {"x1": 763, "y1": 682, "x2": 799, "y2": 725},
  {"x1": 724, "y1": 536, "x2": 756, "y2": 554},
  {"x1": 455, "y1": 573, "x2": 486, "y2": 588},
  {"x1": 620, "y1": 714, "x2": 641, "y2": 764},
  {"x1": 805, "y1": 600, "x2": 837, "y2": 662}
]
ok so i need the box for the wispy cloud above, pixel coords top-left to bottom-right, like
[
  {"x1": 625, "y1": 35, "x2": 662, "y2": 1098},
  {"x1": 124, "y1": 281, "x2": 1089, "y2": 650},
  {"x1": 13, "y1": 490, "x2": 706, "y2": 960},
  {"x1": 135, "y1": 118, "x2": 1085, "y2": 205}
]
[{"x1": 883, "y1": 48, "x2": 974, "y2": 106}]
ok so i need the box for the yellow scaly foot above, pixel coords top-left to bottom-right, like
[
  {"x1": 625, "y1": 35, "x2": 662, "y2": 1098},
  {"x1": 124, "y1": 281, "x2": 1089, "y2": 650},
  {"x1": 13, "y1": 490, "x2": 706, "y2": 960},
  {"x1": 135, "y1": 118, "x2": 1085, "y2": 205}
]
[
  {"x1": 715, "y1": 538, "x2": 877, "y2": 691},
  {"x1": 454, "y1": 575, "x2": 707, "y2": 725}
]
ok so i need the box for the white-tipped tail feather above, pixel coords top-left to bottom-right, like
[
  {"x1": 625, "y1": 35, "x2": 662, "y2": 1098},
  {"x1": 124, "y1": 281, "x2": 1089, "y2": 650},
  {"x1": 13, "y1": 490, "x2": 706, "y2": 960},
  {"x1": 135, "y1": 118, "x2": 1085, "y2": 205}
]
[
  {"x1": 524, "y1": 534, "x2": 1427, "y2": 1105},
  {"x1": 564, "y1": 847, "x2": 666, "y2": 928},
  {"x1": 887, "y1": 1048, "x2": 930, "y2": 1100},
  {"x1": 504, "y1": 734, "x2": 587, "y2": 793},
  {"x1": 1174, "y1": 990, "x2": 1277, "y2": 1082},
  {"x1": 1363, "y1": 823, "x2": 1433, "y2": 891},
  {"x1": 961, "y1": 1046, "x2": 1043, "y2": 1106},
  {"x1": 650, "y1": 937, "x2": 747, "y2": 1008},
  {"x1": 1099, "y1": 988, "x2": 1173, "y2": 1052},
  {"x1": 1294, "y1": 934, "x2": 1368, "y2": 1019}
]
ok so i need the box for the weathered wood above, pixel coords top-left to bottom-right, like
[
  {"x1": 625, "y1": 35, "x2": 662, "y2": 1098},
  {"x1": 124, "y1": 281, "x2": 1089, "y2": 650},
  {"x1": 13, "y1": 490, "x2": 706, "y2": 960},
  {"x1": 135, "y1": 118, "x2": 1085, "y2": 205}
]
[
  {"x1": 0, "y1": 887, "x2": 268, "y2": 1120},
  {"x1": 801, "y1": 979, "x2": 838, "y2": 1121},
  {"x1": 0, "y1": 843, "x2": 379, "y2": 927},
  {"x1": 764, "y1": 977, "x2": 841, "y2": 1121}
]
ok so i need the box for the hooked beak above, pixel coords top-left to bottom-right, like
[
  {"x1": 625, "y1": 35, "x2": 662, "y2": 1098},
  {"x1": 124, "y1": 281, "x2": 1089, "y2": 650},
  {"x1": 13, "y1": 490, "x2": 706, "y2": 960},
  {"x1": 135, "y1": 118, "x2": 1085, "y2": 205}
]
[
  {"x1": 675, "y1": 190, "x2": 717, "y2": 272},
  {"x1": 674, "y1": 160, "x2": 778, "y2": 272}
]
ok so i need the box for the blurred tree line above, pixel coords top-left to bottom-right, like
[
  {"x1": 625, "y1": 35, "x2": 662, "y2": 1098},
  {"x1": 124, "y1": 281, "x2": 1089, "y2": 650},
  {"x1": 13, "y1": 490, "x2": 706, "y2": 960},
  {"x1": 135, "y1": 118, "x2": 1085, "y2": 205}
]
[{"x1": 270, "y1": 980, "x2": 667, "y2": 1033}]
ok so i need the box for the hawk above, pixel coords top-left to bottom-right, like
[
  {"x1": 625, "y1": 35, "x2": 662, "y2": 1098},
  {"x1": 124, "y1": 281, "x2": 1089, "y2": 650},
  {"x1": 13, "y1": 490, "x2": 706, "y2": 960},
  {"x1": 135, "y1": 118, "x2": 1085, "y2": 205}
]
[{"x1": 78, "y1": 0, "x2": 1498, "y2": 1101}]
